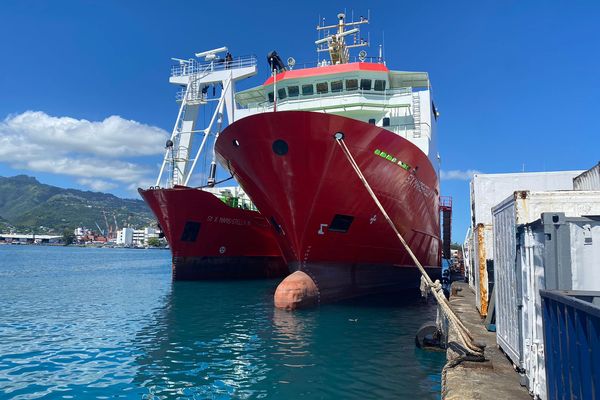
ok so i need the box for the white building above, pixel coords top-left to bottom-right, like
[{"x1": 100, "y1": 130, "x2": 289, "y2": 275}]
[
  {"x1": 116, "y1": 227, "x2": 134, "y2": 246},
  {"x1": 116, "y1": 227, "x2": 160, "y2": 246}
]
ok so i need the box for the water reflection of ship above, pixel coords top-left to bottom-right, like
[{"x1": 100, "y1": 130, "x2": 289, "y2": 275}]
[
  {"x1": 132, "y1": 280, "x2": 314, "y2": 398},
  {"x1": 271, "y1": 308, "x2": 317, "y2": 367},
  {"x1": 132, "y1": 281, "x2": 444, "y2": 398}
]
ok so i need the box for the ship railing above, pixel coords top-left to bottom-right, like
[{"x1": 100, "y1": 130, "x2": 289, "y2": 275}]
[
  {"x1": 219, "y1": 196, "x2": 258, "y2": 211},
  {"x1": 390, "y1": 123, "x2": 432, "y2": 140},
  {"x1": 286, "y1": 56, "x2": 385, "y2": 71},
  {"x1": 175, "y1": 89, "x2": 207, "y2": 103},
  {"x1": 243, "y1": 87, "x2": 413, "y2": 111},
  {"x1": 171, "y1": 55, "x2": 257, "y2": 77}
]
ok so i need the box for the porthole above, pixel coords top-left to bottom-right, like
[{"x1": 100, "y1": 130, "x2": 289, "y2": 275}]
[
  {"x1": 272, "y1": 139, "x2": 288, "y2": 156},
  {"x1": 232, "y1": 139, "x2": 240, "y2": 147}
]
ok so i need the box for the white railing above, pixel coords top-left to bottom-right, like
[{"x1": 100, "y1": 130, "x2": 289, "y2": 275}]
[
  {"x1": 283, "y1": 56, "x2": 385, "y2": 71},
  {"x1": 171, "y1": 55, "x2": 257, "y2": 77},
  {"x1": 243, "y1": 87, "x2": 414, "y2": 112},
  {"x1": 175, "y1": 90, "x2": 207, "y2": 103},
  {"x1": 390, "y1": 123, "x2": 432, "y2": 140}
]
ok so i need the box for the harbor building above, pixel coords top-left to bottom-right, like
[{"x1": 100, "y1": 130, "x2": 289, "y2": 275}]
[
  {"x1": 116, "y1": 227, "x2": 160, "y2": 246},
  {"x1": 0, "y1": 233, "x2": 61, "y2": 244}
]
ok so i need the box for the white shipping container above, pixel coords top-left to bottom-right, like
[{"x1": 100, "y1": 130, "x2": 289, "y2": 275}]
[
  {"x1": 492, "y1": 191, "x2": 600, "y2": 400},
  {"x1": 462, "y1": 228, "x2": 475, "y2": 290},
  {"x1": 471, "y1": 171, "x2": 582, "y2": 226},
  {"x1": 469, "y1": 171, "x2": 582, "y2": 317},
  {"x1": 573, "y1": 162, "x2": 600, "y2": 190}
]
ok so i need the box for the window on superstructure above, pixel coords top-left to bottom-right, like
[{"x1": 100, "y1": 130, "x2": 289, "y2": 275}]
[
  {"x1": 374, "y1": 80, "x2": 386, "y2": 91},
  {"x1": 268, "y1": 92, "x2": 274, "y2": 103},
  {"x1": 278, "y1": 88, "x2": 287, "y2": 100},
  {"x1": 302, "y1": 84, "x2": 314, "y2": 95},
  {"x1": 288, "y1": 86, "x2": 299, "y2": 97},
  {"x1": 331, "y1": 80, "x2": 343, "y2": 93},
  {"x1": 316, "y1": 82, "x2": 328, "y2": 94},
  {"x1": 360, "y1": 79, "x2": 372, "y2": 90},
  {"x1": 346, "y1": 79, "x2": 358, "y2": 91}
]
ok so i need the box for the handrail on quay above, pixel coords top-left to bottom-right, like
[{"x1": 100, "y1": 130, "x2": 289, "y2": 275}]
[{"x1": 541, "y1": 290, "x2": 600, "y2": 400}]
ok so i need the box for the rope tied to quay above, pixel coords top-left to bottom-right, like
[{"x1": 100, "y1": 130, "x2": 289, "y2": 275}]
[{"x1": 334, "y1": 133, "x2": 485, "y2": 359}]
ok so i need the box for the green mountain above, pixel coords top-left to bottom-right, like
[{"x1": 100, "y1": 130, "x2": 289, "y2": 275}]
[{"x1": 0, "y1": 175, "x2": 154, "y2": 233}]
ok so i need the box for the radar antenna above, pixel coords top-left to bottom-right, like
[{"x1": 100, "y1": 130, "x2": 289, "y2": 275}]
[{"x1": 315, "y1": 12, "x2": 369, "y2": 65}]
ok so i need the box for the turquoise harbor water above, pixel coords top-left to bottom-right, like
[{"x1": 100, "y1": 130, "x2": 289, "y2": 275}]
[{"x1": 0, "y1": 246, "x2": 445, "y2": 399}]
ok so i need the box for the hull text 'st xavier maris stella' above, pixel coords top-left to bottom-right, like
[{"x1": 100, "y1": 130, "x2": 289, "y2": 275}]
[
  {"x1": 139, "y1": 186, "x2": 286, "y2": 280},
  {"x1": 216, "y1": 13, "x2": 442, "y2": 308}
]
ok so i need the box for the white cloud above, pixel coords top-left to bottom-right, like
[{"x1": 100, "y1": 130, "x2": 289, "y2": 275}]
[
  {"x1": 77, "y1": 178, "x2": 118, "y2": 192},
  {"x1": 1, "y1": 111, "x2": 168, "y2": 158},
  {"x1": 0, "y1": 111, "x2": 168, "y2": 192},
  {"x1": 440, "y1": 169, "x2": 481, "y2": 181}
]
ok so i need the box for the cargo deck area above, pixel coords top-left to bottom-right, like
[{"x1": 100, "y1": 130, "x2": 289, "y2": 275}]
[{"x1": 442, "y1": 282, "x2": 530, "y2": 400}]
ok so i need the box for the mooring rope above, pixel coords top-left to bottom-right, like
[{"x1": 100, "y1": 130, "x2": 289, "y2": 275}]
[{"x1": 334, "y1": 135, "x2": 485, "y2": 358}]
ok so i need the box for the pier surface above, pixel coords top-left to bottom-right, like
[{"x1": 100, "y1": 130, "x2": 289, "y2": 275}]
[{"x1": 442, "y1": 282, "x2": 530, "y2": 400}]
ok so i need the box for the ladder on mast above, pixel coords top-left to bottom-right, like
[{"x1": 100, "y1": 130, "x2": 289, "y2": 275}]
[{"x1": 154, "y1": 51, "x2": 257, "y2": 189}]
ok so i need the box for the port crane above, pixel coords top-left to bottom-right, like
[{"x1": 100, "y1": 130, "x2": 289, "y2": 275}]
[{"x1": 94, "y1": 222, "x2": 104, "y2": 236}]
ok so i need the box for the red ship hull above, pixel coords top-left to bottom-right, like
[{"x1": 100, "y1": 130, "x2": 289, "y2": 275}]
[
  {"x1": 138, "y1": 187, "x2": 287, "y2": 280},
  {"x1": 216, "y1": 111, "x2": 441, "y2": 303}
]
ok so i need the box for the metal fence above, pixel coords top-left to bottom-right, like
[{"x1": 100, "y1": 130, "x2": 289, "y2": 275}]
[{"x1": 541, "y1": 290, "x2": 600, "y2": 400}]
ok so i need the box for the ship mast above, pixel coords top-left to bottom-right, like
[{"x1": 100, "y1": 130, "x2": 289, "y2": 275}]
[
  {"x1": 155, "y1": 49, "x2": 257, "y2": 188},
  {"x1": 315, "y1": 12, "x2": 369, "y2": 65}
]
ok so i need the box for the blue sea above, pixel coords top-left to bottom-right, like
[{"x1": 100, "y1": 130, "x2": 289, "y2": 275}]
[{"x1": 0, "y1": 246, "x2": 444, "y2": 399}]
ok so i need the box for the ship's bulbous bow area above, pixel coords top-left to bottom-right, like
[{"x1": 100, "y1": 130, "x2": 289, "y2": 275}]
[{"x1": 274, "y1": 270, "x2": 319, "y2": 310}]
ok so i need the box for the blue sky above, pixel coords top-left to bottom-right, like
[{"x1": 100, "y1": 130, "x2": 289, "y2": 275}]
[{"x1": 1, "y1": 0, "x2": 599, "y2": 241}]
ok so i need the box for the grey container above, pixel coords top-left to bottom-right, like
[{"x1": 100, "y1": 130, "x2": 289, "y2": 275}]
[{"x1": 492, "y1": 207, "x2": 600, "y2": 400}]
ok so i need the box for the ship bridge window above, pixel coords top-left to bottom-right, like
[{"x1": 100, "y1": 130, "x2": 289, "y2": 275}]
[
  {"x1": 329, "y1": 214, "x2": 354, "y2": 233},
  {"x1": 331, "y1": 80, "x2": 343, "y2": 93},
  {"x1": 302, "y1": 84, "x2": 314, "y2": 95},
  {"x1": 374, "y1": 80, "x2": 386, "y2": 91},
  {"x1": 316, "y1": 82, "x2": 329, "y2": 94},
  {"x1": 288, "y1": 85, "x2": 299, "y2": 97},
  {"x1": 277, "y1": 88, "x2": 287, "y2": 100},
  {"x1": 346, "y1": 79, "x2": 358, "y2": 91},
  {"x1": 268, "y1": 92, "x2": 274, "y2": 103},
  {"x1": 360, "y1": 79, "x2": 372, "y2": 91}
]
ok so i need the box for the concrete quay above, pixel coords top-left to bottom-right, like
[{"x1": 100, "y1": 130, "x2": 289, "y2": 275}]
[{"x1": 442, "y1": 282, "x2": 530, "y2": 400}]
